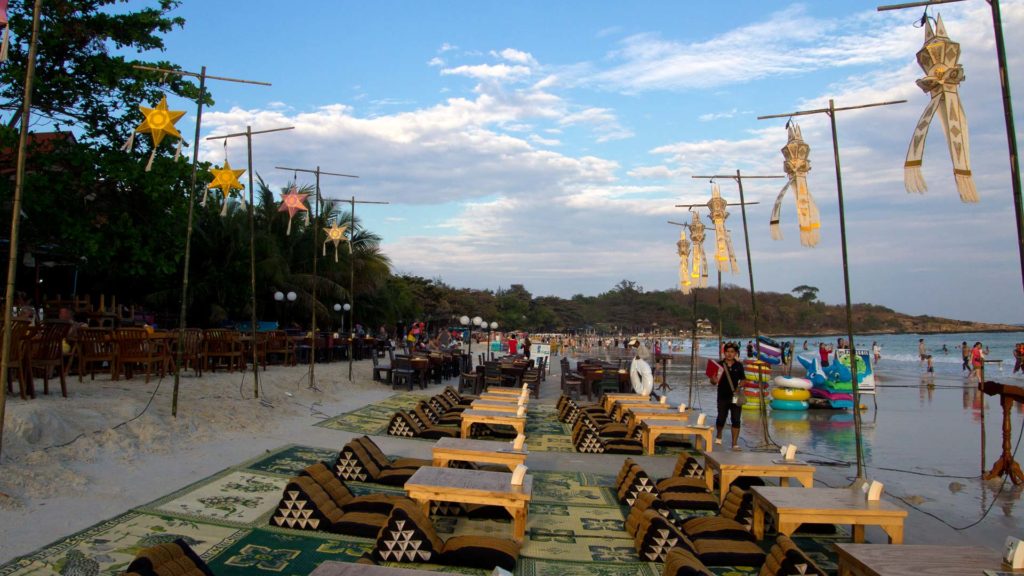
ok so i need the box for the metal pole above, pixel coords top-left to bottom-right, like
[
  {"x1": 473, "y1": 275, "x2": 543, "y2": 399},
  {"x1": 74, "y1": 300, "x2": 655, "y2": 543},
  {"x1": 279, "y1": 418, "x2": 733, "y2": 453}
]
[
  {"x1": 171, "y1": 66, "x2": 206, "y2": 417},
  {"x1": 717, "y1": 270, "x2": 723, "y2": 356},
  {"x1": 734, "y1": 170, "x2": 775, "y2": 448},
  {"x1": 310, "y1": 168, "x2": 320, "y2": 389},
  {"x1": 989, "y1": 0, "x2": 1024, "y2": 298},
  {"x1": 0, "y1": 0, "x2": 44, "y2": 460},
  {"x1": 246, "y1": 127, "x2": 258, "y2": 397},
  {"x1": 349, "y1": 196, "x2": 355, "y2": 381},
  {"x1": 688, "y1": 289, "x2": 698, "y2": 407},
  {"x1": 829, "y1": 100, "x2": 866, "y2": 480}
]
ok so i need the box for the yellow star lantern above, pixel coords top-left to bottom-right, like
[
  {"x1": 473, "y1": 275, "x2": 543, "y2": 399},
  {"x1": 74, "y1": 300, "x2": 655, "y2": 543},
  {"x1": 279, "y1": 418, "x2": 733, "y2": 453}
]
[
  {"x1": 278, "y1": 185, "x2": 309, "y2": 235},
  {"x1": 125, "y1": 95, "x2": 186, "y2": 171},
  {"x1": 323, "y1": 221, "x2": 349, "y2": 262},
  {"x1": 207, "y1": 160, "x2": 246, "y2": 216}
]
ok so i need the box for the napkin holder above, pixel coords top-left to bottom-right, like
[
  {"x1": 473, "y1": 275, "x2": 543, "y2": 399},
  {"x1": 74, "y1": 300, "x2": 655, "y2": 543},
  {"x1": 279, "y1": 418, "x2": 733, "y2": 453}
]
[
  {"x1": 1004, "y1": 536, "x2": 1024, "y2": 569},
  {"x1": 678, "y1": 403, "x2": 687, "y2": 413},
  {"x1": 512, "y1": 434, "x2": 526, "y2": 451},
  {"x1": 862, "y1": 480, "x2": 884, "y2": 501},
  {"x1": 780, "y1": 444, "x2": 798, "y2": 461},
  {"x1": 659, "y1": 395, "x2": 667, "y2": 404},
  {"x1": 511, "y1": 464, "x2": 527, "y2": 486},
  {"x1": 696, "y1": 413, "x2": 706, "y2": 426}
]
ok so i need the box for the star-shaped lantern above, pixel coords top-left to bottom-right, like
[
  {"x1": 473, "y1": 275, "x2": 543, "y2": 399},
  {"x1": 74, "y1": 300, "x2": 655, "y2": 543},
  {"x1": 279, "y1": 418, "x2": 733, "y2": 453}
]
[
  {"x1": 278, "y1": 185, "x2": 309, "y2": 235},
  {"x1": 323, "y1": 221, "x2": 349, "y2": 262},
  {"x1": 207, "y1": 160, "x2": 246, "y2": 216},
  {"x1": 126, "y1": 95, "x2": 187, "y2": 171}
]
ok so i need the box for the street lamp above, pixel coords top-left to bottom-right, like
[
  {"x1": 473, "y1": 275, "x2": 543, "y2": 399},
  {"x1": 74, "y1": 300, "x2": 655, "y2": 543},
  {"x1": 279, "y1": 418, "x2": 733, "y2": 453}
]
[
  {"x1": 460, "y1": 315, "x2": 483, "y2": 369},
  {"x1": 273, "y1": 291, "x2": 297, "y2": 328}
]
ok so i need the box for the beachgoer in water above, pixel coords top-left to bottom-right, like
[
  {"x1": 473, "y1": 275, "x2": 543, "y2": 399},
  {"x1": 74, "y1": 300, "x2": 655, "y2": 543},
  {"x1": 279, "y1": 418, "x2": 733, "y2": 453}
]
[
  {"x1": 970, "y1": 342, "x2": 985, "y2": 382},
  {"x1": 802, "y1": 340, "x2": 809, "y2": 351},
  {"x1": 746, "y1": 341, "x2": 754, "y2": 358},
  {"x1": 918, "y1": 338, "x2": 928, "y2": 365},
  {"x1": 712, "y1": 341, "x2": 745, "y2": 451},
  {"x1": 872, "y1": 341, "x2": 881, "y2": 365},
  {"x1": 1014, "y1": 343, "x2": 1024, "y2": 375},
  {"x1": 961, "y1": 341, "x2": 970, "y2": 372},
  {"x1": 819, "y1": 342, "x2": 830, "y2": 367}
]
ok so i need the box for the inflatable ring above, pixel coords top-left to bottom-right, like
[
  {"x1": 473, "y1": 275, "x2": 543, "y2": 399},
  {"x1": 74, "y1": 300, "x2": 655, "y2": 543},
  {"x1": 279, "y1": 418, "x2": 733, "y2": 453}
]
[
  {"x1": 742, "y1": 388, "x2": 767, "y2": 398},
  {"x1": 773, "y1": 376, "x2": 812, "y2": 390},
  {"x1": 772, "y1": 388, "x2": 810, "y2": 401},
  {"x1": 741, "y1": 402, "x2": 765, "y2": 410},
  {"x1": 770, "y1": 399, "x2": 809, "y2": 411},
  {"x1": 630, "y1": 358, "x2": 654, "y2": 396}
]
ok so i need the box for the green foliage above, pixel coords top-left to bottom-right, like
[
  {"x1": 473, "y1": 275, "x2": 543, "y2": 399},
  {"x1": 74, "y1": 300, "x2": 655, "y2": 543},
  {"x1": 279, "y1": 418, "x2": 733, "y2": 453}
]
[{"x1": 791, "y1": 284, "x2": 819, "y2": 303}]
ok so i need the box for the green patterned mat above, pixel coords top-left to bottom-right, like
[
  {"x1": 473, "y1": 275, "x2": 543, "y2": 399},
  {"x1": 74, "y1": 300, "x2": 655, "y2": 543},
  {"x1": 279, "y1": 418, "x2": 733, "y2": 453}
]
[
  {"x1": 0, "y1": 444, "x2": 844, "y2": 576},
  {"x1": 315, "y1": 394, "x2": 701, "y2": 455}
]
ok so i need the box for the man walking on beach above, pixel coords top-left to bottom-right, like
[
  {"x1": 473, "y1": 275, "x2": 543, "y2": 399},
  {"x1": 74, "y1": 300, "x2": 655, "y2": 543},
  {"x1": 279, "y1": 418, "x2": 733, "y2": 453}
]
[{"x1": 711, "y1": 341, "x2": 746, "y2": 451}]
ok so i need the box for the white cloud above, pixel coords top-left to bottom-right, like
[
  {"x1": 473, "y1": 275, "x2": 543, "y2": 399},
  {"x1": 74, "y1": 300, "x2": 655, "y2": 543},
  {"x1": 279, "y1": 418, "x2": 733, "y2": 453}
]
[
  {"x1": 439, "y1": 42, "x2": 457, "y2": 53},
  {"x1": 529, "y1": 134, "x2": 561, "y2": 146},
  {"x1": 441, "y1": 63, "x2": 532, "y2": 80},
  {"x1": 427, "y1": 57, "x2": 444, "y2": 67},
  {"x1": 698, "y1": 109, "x2": 739, "y2": 122},
  {"x1": 491, "y1": 48, "x2": 536, "y2": 65}
]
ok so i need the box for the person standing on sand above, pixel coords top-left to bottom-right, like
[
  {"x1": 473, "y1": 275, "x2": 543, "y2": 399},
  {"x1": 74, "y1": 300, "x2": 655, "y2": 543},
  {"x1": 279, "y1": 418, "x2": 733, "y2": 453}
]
[
  {"x1": 712, "y1": 341, "x2": 746, "y2": 451},
  {"x1": 918, "y1": 338, "x2": 928, "y2": 365},
  {"x1": 961, "y1": 341, "x2": 970, "y2": 372},
  {"x1": 872, "y1": 341, "x2": 881, "y2": 365}
]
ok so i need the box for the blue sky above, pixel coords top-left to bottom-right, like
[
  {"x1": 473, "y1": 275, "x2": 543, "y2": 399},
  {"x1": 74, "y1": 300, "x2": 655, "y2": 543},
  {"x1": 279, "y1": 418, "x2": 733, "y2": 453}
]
[{"x1": 134, "y1": 1, "x2": 1022, "y2": 323}]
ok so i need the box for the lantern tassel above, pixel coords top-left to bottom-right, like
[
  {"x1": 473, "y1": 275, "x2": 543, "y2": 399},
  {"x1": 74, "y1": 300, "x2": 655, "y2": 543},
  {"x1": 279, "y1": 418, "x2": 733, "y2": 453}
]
[
  {"x1": 120, "y1": 132, "x2": 136, "y2": 152},
  {"x1": 286, "y1": 217, "x2": 293, "y2": 236},
  {"x1": 145, "y1": 148, "x2": 156, "y2": 172},
  {"x1": 174, "y1": 139, "x2": 183, "y2": 162}
]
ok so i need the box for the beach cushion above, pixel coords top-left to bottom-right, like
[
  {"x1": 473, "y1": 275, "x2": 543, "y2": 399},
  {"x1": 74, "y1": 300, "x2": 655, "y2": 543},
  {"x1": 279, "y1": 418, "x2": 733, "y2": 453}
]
[
  {"x1": 438, "y1": 535, "x2": 520, "y2": 571},
  {"x1": 690, "y1": 536, "x2": 765, "y2": 567},
  {"x1": 350, "y1": 435, "x2": 431, "y2": 470},
  {"x1": 758, "y1": 535, "x2": 827, "y2": 576},
  {"x1": 301, "y1": 462, "x2": 406, "y2": 515},
  {"x1": 661, "y1": 548, "x2": 715, "y2": 576},
  {"x1": 125, "y1": 539, "x2": 215, "y2": 576},
  {"x1": 634, "y1": 509, "x2": 693, "y2": 562},
  {"x1": 387, "y1": 411, "x2": 421, "y2": 437},
  {"x1": 271, "y1": 476, "x2": 345, "y2": 530},
  {"x1": 662, "y1": 491, "x2": 721, "y2": 511},
  {"x1": 334, "y1": 441, "x2": 418, "y2": 486},
  {"x1": 618, "y1": 465, "x2": 659, "y2": 505},
  {"x1": 626, "y1": 492, "x2": 678, "y2": 537},
  {"x1": 671, "y1": 455, "x2": 705, "y2": 478},
  {"x1": 656, "y1": 476, "x2": 711, "y2": 494}
]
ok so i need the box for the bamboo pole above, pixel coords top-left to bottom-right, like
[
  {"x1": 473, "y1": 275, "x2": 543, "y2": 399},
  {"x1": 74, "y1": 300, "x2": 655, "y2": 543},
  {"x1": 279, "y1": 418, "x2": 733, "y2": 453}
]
[
  {"x1": 205, "y1": 126, "x2": 293, "y2": 398},
  {"x1": 0, "y1": 0, "x2": 44, "y2": 462},
  {"x1": 133, "y1": 65, "x2": 271, "y2": 416}
]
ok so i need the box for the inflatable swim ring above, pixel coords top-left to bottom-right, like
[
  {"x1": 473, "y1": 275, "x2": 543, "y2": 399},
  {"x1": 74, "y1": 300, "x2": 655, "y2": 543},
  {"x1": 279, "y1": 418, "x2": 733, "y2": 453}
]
[
  {"x1": 770, "y1": 399, "x2": 809, "y2": 411},
  {"x1": 630, "y1": 358, "x2": 654, "y2": 396},
  {"x1": 771, "y1": 388, "x2": 810, "y2": 401},
  {"x1": 773, "y1": 376, "x2": 813, "y2": 390}
]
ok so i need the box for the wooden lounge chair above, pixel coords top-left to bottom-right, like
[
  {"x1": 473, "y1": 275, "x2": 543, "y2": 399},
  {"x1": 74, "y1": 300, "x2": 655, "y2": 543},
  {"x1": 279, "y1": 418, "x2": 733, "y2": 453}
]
[
  {"x1": 386, "y1": 410, "x2": 459, "y2": 439},
  {"x1": 634, "y1": 508, "x2": 765, "y2": 566},
  {"x1": 571, "y1": 419, "x2": 644, "y2": 455},
  {"x1": 333, "y1": 436, "x2": 429, "y2": 486},
  {"x1": 372, "y1": 499, "x2": 520, "y2": 572}
]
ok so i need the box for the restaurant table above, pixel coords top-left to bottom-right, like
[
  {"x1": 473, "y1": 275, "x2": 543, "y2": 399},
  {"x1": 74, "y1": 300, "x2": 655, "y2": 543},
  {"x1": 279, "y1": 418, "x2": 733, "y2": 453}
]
[
  {"x1": 404, "y1": 466, "x2": 533, "y2": 541},
  {"x1": 833, "y1": 543, "x2": 1015, "y2": 576},
  {"x1": 751, "y1": 486, "x2": 907, "y2": 544},
  {"x1": 601, "y1": 392, "x2": 647, "y2": 412},
  {"x1": 431, "y1": 437, "x2": 528, "y2": 471},
  {"x1": 482, "y1": 385, "x2": 526, "y2": 396},
  {"x1": 703, "y1": 450, "x2": 815, "y2": 502},
  {"x1": 459, "y1": 409, "x2": 526, "y2": 438},
  {"x1": 477, "y1": 393, "x2": 526, "y2": 403},
  {"x1": 469, "y1": 399, "x2": 527, "y2": 413},
  {"x1": 641, "y1": 417, "x2": 714, "y2": 454},
  {"x1": 629, "y1": 406, "x2": 689, "y2": 421},
  {"x1": 310, "y1": 560, "x2": 461, "y2": 576},
  {"x1": 612, "y1": 399, "x2": 670, "y2": 420}
]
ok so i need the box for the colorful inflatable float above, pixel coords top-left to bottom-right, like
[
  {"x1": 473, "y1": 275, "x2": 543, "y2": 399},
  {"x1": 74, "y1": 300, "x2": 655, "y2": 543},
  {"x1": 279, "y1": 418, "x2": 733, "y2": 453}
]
[
  {"x1": 770, "y1": 375, "x2": 812, "y2": 411},
  {"x1": 796, "y1": 349, "x2": 874, "y2": 409}
]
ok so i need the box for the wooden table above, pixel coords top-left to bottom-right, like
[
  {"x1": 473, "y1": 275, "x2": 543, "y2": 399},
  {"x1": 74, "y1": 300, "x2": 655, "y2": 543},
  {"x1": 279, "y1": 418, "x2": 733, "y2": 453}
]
[
  {"x1": 311, "y1": 560, "x2": 462, "y2": 575},
  {"x1": 432, "y1": 437, "x2": 528, "y2": 471},
  {"x1": 704, "y1": 450, "x2": 815, "y2": 502},
  {"x1": 601, "y1": 392, "x2": 647, "y2": 412},
  {"x1": 641, "y1": 418, "x2": 713, "y2": 454},
  {"x1": 833, "y1": 543, "x2": 1014, "y2": 576},
  {"x1": 612, "y1": 399, "x2": 666, "y2": 420},
  {"x1": 751, "y1": 487, "x2": 907, "y2": 544},
  {"x1": 459, "y1": 409, "x2": 526, "y2": 438},
  {"x1": 628, "y1": 406, "x2": 682, "y2": 421},
  {"x1": 483, "y1": 385, "x2": 524, "y2": 396},
  {"x1": 404, "y1": 466, "x2": 533, "y2": 541},
  {"x1": 476, "y1": 394, "x2": 527, "y2": 404}
]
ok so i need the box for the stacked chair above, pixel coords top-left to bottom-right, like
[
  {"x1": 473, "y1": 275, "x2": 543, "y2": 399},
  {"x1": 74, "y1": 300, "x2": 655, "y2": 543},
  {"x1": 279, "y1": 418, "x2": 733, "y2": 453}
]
[{"x1": 371, "y1": 499, "x2": 520, "y2": 571}]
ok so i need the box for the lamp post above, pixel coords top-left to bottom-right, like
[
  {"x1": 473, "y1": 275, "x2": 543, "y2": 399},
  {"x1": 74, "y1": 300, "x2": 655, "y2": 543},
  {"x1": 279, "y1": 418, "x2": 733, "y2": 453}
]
[
  {"x1": 459, "y1": 315, "x2": 484, "y2": 369},
  {"x1": 488, "y1": 321, "x2": 499, "y2": 356},
  {"x1": 273, "y1": 290, "x2": 297, "y2": 327},
  {"x1": 342, "y1": 303, "x2": 352, "y2": 369}
]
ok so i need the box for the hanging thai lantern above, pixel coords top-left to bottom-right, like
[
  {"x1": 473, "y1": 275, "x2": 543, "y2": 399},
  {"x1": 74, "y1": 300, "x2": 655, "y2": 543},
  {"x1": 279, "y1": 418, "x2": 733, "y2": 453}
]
[
  {"x1": 0, "y1": 0, "x2": 10, "y2": 62},
  {"x1": 706, "y1": 184, "x2": 738, "y2": 274},
  {"x1": 323, "y1": 221, "x2": 349, "y2": 262},
  {"x1": 124, "y1": 95, "x2": 186, "y2": 171},
  {"x1": 770, "y1": 121, "x2": 821, "y2": 247},
  {"x1": 206, "y1": 160, "x2": 245, "y2": 216},
  {"x1": 278, "y1": 184, "x2": 309, "y2": 235},
  {"x1": 688, "y1": 210, "x2": 709, "y2": 288},
  {"x1": 904, "y1": 14, "x2": 977, "y2": 202},
  {"x1": 676, "y1": 229, "x2": 692, "y2": 295}
]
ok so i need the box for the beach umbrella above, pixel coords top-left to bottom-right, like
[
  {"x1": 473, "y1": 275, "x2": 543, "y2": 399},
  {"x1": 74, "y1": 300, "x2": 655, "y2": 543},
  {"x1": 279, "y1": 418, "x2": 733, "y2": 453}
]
[{"x1": 904, "y1": 14, "x2": 977, "y2": 202}]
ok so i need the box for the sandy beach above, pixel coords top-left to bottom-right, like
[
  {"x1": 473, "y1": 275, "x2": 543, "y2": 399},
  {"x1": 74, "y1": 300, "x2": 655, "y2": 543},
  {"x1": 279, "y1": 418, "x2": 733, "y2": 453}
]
[{"x1": 1, "y1": 349, "x2": 1020, "y2": 570}]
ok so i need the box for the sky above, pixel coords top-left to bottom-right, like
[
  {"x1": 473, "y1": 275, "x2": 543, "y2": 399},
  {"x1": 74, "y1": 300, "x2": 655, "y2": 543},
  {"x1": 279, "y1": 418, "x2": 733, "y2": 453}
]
[{"x1": 126, "y1": 0, "x2": 1022, "y2": 324}]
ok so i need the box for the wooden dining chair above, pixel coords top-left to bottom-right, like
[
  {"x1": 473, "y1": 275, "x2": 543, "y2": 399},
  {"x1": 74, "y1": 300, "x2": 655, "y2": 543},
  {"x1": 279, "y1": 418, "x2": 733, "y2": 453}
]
[
  {"x1": 27, "y1": 322, "x2": 72, "y2": 397},
  {"x1": 76, "y1": 327, "x2": 115, "y2": 382},
  {"x1": 169, "y1": 328, "x2": 203, "y2": 377},
  {"x1": 2, "y1": 320, "x2": 33, "y2": 398},
  {"x1": 113, "y1": 328, "x2": 161, "y2": 382},
  {"x1": 203, "y1": 329, "x2": 243, "y2": 372}
]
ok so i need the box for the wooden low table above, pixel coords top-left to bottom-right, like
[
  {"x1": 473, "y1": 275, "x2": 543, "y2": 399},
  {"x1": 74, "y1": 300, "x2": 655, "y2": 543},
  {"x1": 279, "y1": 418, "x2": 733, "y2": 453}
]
[
  {"x1": 704, "y1": 450, "x2": 815, "y2": 502},
  {"x1": 751, "y1": 486, "x2": 907, "y2": 544},
  {"x1": 311, "y1": 560, "x2": 461, "y2": 575},
  {"x1": 432, "y1": 437, "x2": 528, "y2": 471},
  {"x1": 483, "y1": 385, "x2": 525, "y2": 396},
  {"x1": 476, "y1": 394, "x2": 527, "y2": 404},
  {"x1": 641, "y1": 418, "x2": 713, "y2": 454},
  {"x1": 628, "y1": 406, "x2": 684, "y2": 421},
  {"x1": 601, "y1": 392, "x2": 647, "y2": 412},
  {"x1": 833, "y1": 543, "x2": 1014, "y2": 576},
  {"x1": 459, "y1": 409, "x2": 526, "y2": 438},
  {"x1": 612, "y1": 399, "x2": 666, "y2": 420},
  {"x1": 404, "y1": 466, "x2": 533, "y2": 541}
]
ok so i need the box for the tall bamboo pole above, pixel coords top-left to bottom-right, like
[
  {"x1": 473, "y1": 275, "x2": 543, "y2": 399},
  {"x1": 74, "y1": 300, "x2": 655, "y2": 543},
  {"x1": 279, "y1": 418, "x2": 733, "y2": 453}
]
[{"x1": 0, "y1": 0, "x2": 44, "y2": 461}]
